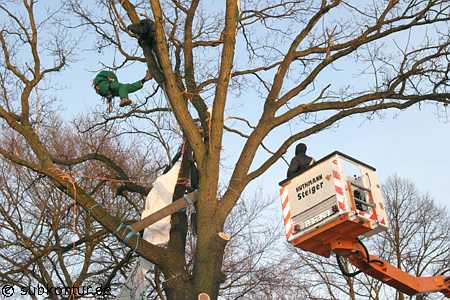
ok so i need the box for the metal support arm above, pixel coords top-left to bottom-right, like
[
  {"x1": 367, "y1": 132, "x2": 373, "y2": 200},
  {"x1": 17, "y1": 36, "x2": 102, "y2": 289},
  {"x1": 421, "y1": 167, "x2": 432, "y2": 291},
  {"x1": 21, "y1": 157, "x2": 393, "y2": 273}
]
[{"x1": 330, "y1": 239, "x2": 450, "y2": 297}]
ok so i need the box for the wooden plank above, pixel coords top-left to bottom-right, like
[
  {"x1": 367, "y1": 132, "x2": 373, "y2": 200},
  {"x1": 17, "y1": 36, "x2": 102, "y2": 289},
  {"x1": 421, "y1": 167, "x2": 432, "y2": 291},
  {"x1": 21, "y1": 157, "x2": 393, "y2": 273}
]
[{"x1": 131, "y1": 194, "x2": 196, "y2": 233}]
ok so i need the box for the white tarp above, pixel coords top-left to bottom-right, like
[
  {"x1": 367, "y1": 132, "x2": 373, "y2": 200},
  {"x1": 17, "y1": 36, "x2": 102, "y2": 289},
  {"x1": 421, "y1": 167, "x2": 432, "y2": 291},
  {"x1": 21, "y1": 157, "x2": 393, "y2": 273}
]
[
  {"x1": 117, "y1": 161, "x2": 181, "y2": 299},
  {"x1": 142, "y1": 160, "x2": 181, "y2": 244}
]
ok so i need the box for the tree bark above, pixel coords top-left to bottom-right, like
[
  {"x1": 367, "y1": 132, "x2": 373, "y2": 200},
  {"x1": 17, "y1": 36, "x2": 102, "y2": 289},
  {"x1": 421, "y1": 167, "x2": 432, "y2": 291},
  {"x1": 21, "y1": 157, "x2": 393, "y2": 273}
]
[
  {"x1": 163, "y1": 143, "x2": 194, "y2": 299},
  {"x1": 193, "y1": 231, "x2": 230, "y2": 298}
]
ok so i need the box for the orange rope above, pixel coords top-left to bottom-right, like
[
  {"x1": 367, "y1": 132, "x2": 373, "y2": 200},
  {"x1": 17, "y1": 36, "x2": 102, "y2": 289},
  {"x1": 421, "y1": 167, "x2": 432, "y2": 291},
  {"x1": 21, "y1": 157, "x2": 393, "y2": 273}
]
[
  {"x1": 182, "y1": 90, "x2": 195, "y2": 101},
  {"x1": 48, "y1": 166, "x2": 77, "y2": 199},
  {"x1": 68, "y1": 281, "x2": 79, "y2": 300},
  {"x1": 175, "y1": 140, "x2": 188, "y2": 187},
  {"x1": 177, "y1": 177, "x2": 189, "y2": 186},
  {"x1": 76, "y1": 173, "x2": 139, "y2": 184},
  {"x1": 181, "y1": 139, "x2": 186, "y2": 156},
  {"x1": 48, "y1": 166, "x2": 78, "y2": 254},
  {"x1": 47, "y1": 167, "x2": 146, "y2": 256}
]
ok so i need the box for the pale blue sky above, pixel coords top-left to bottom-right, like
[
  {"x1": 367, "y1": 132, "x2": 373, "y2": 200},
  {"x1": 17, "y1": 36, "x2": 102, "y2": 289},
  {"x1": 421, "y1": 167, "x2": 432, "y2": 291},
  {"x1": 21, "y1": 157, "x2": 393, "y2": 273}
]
[
  {"x1": 50, "y1": 2, "x2": 450, "y2": 210},
  {"x1": 254, "y1": 105, "x2": 450, "y2": 209},
  {"x1": 59, "y1": 61, "x2": 450, "y2": 210}
]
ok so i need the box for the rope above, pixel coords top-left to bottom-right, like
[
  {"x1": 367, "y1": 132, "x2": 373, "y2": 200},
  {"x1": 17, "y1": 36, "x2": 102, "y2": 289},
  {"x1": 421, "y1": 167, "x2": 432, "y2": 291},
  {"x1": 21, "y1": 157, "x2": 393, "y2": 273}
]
[
  {"x1": 177, "y1": 176, "x2": 189, "y2": 186},
  {"x1": 208, "y1": 115, "x2": 212, "y2": 141},
  {"x1": 48, "y1": 166, "x2": 79, "y2": 253},
  {"x1": 180, "y1": 140, "x2": 186, "y2": 156},
  {"x1": 133, "y1": 235, "x2": 140, "y2": 252},
  {"x1": 175, "y1": 140, "x2": 187, "y2": 184},
  {"x1": 174, "y1": 140, "x2": 191, "y2": 190},
  {"x1": 88, "y1": 202, "x2": 100, "y2": 211},
  {"x1": 49, "y1": 167, "x2": 145, "y2": 254},
  {"x1": 123, "y1": 225, "x2": 136, "y2": 242},
  {"x1": 49, "y1": 166, "x2": 140, "y2": 192},
  {"x1": 207, "y1": 107, "x2": 212, "y2": 145},
  {"x1": 115, "y1": 223, "x2": 140, "y2": 252},
  {"x1": 182, "y1": 90, "x2": 195, "y2": 101},
  {"x1": 49, "y1": 166, "x2": 77, "y2": 201},
  {"x1": 76, "y1": 173, "x2": 139, "y2": 184},
  {"x1": 105, "y1": 97, "x2": 112, "y2": 113},
  {"x1": 87, "y1": 203, "x2": 100, "y2": 218},
  {"x1": 115, "y1": 223, "x2": 127, "y2": 234}
]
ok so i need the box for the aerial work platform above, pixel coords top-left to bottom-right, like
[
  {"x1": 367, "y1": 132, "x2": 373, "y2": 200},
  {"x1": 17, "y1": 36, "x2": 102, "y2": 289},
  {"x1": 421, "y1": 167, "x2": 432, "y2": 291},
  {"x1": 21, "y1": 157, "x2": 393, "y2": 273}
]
[
  {"x1": 279, "y1": 151, "x2": 449, "y2": 297},
  {"x1": 279, "y1": 151, "x2": 388, "y2": 251}
]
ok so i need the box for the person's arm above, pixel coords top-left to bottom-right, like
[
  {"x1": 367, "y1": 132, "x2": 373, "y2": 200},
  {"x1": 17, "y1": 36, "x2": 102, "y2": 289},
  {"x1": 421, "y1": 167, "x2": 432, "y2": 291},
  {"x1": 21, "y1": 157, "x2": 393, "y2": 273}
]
[
  {"x1": 162, "y1": 147, "x2": 183, "y2": 174},
  {"x1": 287, "y1": 157, "x2": 299, "y2": 178},
  {"x1": 141, "y1": 70, "x2": 153, "y2": 84},
  {"x1": 188, "y1": 160, "x2": 199, "y2": 193}
]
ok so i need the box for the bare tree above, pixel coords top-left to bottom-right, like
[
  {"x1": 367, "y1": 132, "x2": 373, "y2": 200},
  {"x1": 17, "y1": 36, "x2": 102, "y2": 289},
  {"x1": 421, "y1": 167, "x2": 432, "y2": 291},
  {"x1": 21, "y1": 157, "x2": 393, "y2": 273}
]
[
  {"x1": 376, "y1": 175, "x2": 450, "y2": 300},
  {"x1": 0, "y1": 118, "x2": 163, "y2": 298},
  {"x1": 1, "y1": 0, "x2": 450, "y2": 299},
  {"x1": 219, "y1": 191, "x2": 309, "y2": 300},
  {"x1": 287, "y1": 175, "x2": 449, "y2": 300}
]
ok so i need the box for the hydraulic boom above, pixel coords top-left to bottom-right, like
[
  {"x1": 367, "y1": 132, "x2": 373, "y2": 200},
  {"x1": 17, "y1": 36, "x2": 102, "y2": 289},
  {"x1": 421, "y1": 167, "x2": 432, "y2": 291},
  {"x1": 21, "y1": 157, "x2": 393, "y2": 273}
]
[
  {"x1": 331, "y1": 239, "x2": 450, "y2": 297},
  {"x1": 279, "y1": 151, "x2": 450, "y2": 298}
]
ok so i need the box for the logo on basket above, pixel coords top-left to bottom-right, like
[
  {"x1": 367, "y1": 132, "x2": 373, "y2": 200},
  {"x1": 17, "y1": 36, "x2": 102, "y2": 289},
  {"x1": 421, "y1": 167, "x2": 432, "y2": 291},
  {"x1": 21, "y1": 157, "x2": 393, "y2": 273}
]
[{"x1": 295, "y1": 174, "x2": 324, "y2": 201}]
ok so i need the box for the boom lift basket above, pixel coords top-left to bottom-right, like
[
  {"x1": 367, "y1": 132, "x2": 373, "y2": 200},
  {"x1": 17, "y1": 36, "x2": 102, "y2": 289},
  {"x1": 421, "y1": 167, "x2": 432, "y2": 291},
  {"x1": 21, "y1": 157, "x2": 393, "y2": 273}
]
[
  {"x1": 279, "y1": 151, "x2": 450, "y2": 297},
  {"x1": 279, "y1": 151, "x2": 389, "y2": 257}
]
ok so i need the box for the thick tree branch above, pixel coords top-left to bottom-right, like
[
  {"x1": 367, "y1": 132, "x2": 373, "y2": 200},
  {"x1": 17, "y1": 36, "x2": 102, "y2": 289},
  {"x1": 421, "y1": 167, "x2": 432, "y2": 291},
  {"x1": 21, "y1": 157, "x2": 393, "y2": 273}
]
[{"x1": 183, "y1": 0, "x2": 210, "y2": 133}]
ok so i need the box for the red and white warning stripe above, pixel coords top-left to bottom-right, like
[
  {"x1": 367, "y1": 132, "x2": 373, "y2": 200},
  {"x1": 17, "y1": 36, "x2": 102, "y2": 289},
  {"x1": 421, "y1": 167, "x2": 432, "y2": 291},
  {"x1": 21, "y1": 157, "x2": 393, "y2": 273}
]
[
  {"x1": 331, "y1": 159, "x2": 347, "y2": 212},
  {"x1": 357, "y1": 192, "x2": 377, "y2": 221},
  {"x1": 358, "y1": 208, "x2": 376, "y2": 220},
  {"x1": 280, "y1": 186, "x2": 293, "y2": 240}
]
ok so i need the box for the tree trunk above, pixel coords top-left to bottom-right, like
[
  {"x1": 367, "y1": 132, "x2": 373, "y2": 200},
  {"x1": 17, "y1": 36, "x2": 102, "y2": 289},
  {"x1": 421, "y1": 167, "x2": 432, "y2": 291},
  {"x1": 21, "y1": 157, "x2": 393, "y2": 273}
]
[
  {"x1": 163, "y1": 144, "x2": 193, "y2": 299},
  {"x1": 163, "y1": 276, "x2": 194, "y2": 300},
  {"x1": 193, "y1": 230, "x2": 229, "y2": 299}
]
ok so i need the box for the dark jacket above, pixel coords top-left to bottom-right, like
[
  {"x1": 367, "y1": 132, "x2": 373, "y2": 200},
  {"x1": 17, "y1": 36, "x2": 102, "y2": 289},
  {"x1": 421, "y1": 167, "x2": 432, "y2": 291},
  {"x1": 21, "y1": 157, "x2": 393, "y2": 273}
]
[
  {"x1": 164, "y1": 147, "x2": 198, "y2": 193},
  {"x1": 287, "y1": 146, "x2": 315, "y2": 178},
  {"x1": 127, "y1": 19, "x2": 157, "y2": 49},
  {"x1": 128, "y1": 19, "x2": 164, "y2": 84}
]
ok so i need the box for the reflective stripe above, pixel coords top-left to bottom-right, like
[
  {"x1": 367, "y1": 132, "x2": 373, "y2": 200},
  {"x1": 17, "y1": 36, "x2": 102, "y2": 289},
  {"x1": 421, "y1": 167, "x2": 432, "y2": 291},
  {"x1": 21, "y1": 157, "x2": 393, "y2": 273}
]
[{"x1": 280, "y1": 187, "x2": 293, "y2": 240}]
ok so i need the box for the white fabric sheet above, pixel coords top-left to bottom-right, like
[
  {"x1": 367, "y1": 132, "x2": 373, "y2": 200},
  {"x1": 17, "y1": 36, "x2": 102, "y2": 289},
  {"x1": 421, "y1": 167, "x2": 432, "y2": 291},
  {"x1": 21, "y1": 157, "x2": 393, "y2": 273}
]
[{"x1": 117, "y1": 161, "x2": 181, "y2": 299}]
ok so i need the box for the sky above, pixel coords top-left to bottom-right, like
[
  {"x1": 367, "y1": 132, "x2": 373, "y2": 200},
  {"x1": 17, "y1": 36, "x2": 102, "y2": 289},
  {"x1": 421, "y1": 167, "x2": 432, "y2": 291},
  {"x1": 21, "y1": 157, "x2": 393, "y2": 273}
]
[
  {"x1": 59, "y1": 61, "x2": 450, "y2": 210},
  {"x1": 251, "y1": 105, "x2": 450, "y2": 209},
  {"x1": 1, "y1": 3, "x2": 447, "y2": 296},
  {"x1": 46, "y1": 2, "x2": 450, "y2": 211}
]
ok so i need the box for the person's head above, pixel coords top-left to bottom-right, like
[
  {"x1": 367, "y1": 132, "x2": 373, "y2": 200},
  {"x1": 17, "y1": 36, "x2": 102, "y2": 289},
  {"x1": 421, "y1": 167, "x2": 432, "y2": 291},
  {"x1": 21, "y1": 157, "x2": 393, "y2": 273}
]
[{"x1": 295, "y1": 143, "x2": 307, "y2": 155}]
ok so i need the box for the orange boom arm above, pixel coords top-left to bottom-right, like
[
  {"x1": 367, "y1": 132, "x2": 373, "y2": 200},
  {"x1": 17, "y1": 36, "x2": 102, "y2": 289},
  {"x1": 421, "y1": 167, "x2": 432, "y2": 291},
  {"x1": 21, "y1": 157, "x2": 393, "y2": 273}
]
[{"x1": 330, "y1": 239, "x2": 450, "y2": 297}]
